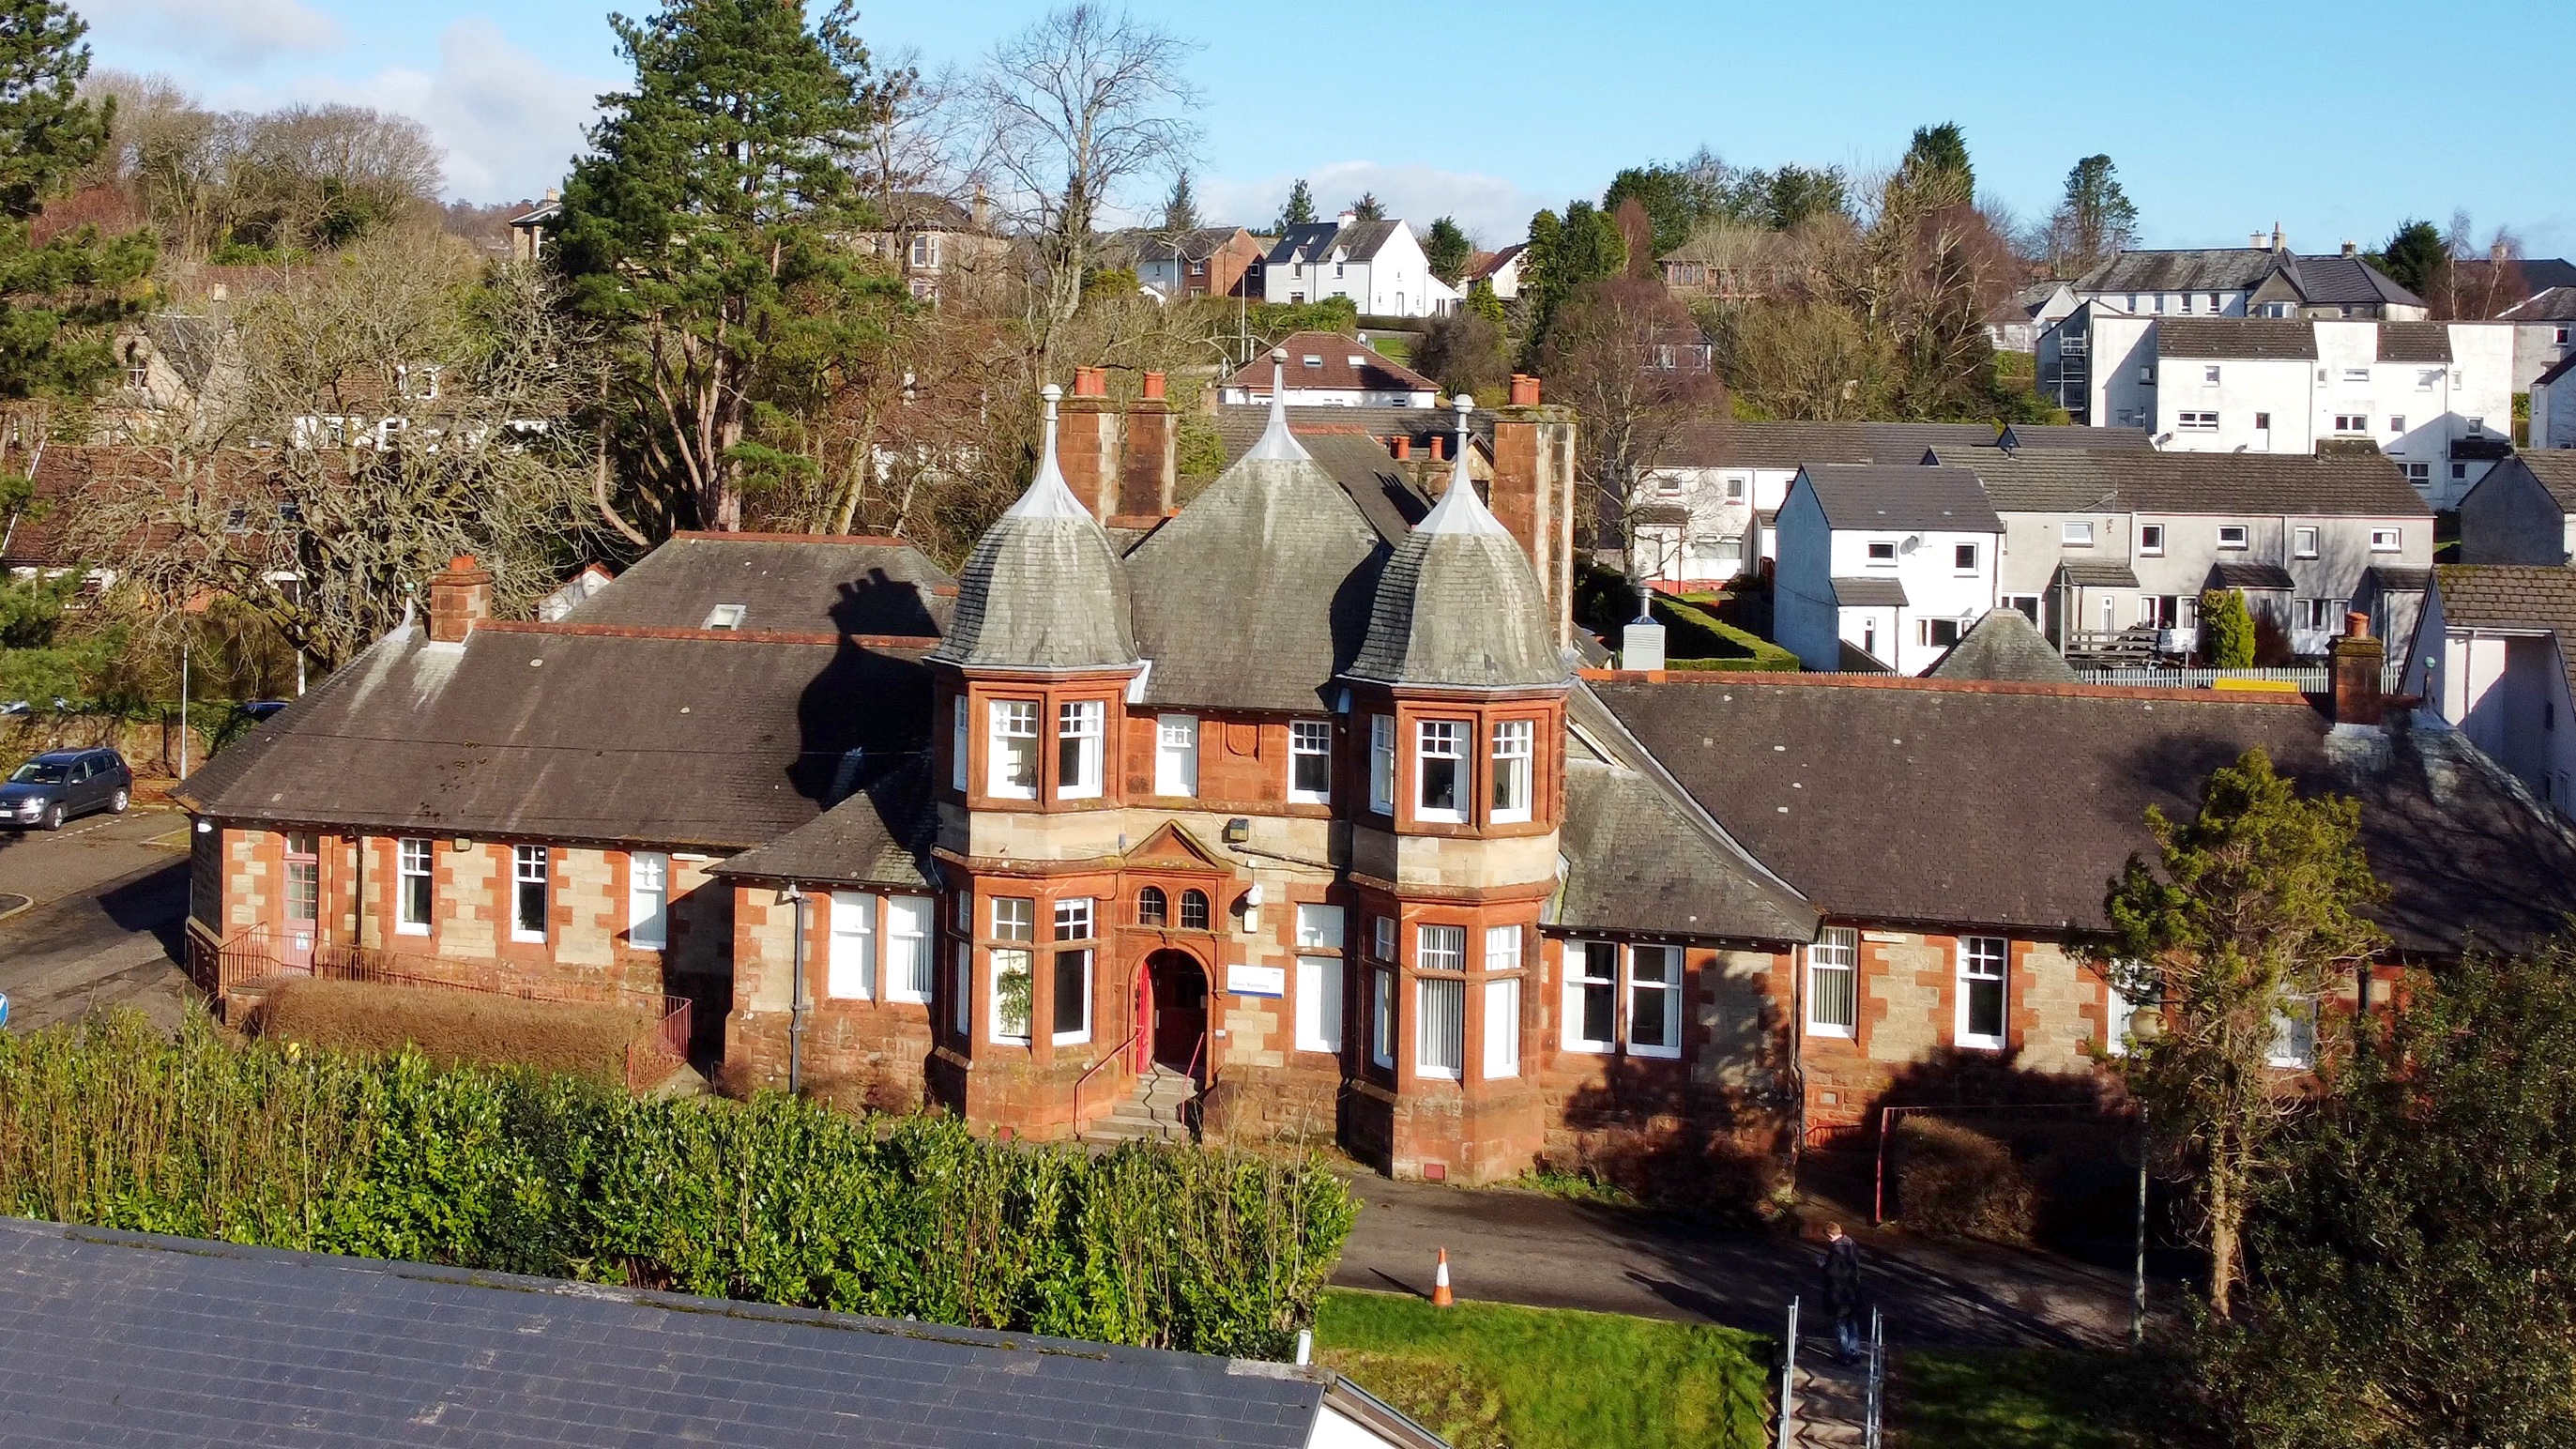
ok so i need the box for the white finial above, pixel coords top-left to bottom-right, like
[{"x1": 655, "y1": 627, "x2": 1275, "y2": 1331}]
[
  {"x1": 1418, "y1": 393, "x2": 1508, "y2": 537},
  {"x1": 1002, "y1": 382, "x2": 1090, "y2": 520},
  {"x1": 1246, "y1": 345, "x2": 1309, "y2": 462}
]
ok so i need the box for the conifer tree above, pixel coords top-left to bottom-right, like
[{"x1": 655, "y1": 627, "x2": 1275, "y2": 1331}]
[{"x1": 1272, "y1": 177, "x2": 1314, "y2": 233}]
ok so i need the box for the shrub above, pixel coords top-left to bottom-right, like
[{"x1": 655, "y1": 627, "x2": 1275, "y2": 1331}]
[
  {"x1": 1894, "y1": 1117, "x2": 2037, "y2": 1243},
  {"x1": 2200, "y1": 588, "x2": 2254, "y2": 667},
  {"x1": 0, "y1": 1011, "x2": 1357, "y2": 1358},
  {"x1": 1653, "y1": 595, "x2": 1801, "y2": 671},
  {"x1": 248, "y1": 979, "x2": 650, "y2": 1085}
]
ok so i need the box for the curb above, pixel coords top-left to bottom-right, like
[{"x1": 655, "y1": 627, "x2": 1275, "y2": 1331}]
[{"x1": 0, "y1": 893, "x2": 31, "y2": 924}]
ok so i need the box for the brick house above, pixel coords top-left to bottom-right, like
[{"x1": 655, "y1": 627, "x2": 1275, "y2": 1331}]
[{"x1": 175, "y1": 372, "x2": 2576, "y2": 1183}]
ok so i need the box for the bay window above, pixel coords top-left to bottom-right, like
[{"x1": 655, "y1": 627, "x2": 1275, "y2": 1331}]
[
  {"x1": 1806, "y1": 927, "x2": 1857, "y2": 1036},
  {"x1": 1368, "y1": 715, "x2": 1395, "y2": 814},
  {"x1": 1416, "y1": 720, "x2": 1467, "y2": 822},
  {"x1": 1057, "y1": 700, "x2": 1104, "y2": 799},
  {"x1": 1417, "y1": 976, "x2": 1464, "y2": 1080},
  {"x1": 951, "y1": 696, "x2": 967, "y2": 789},
  {"x1": 628, "y1": 851, "x2": 669, "y2": 949},
  {"x1": 1958, "y1": 936, "x2": 2007, "y2": 1049},
  {"x1": 991, "y1": 950, "x2": 1031, "y2": 1044},
  {"x1": 1371, "y1": 968, "x2": 1395, "y2": 1068},
  {"x1": 827, "y1": 892, "x2": 875, "y2": 999},
  {"x1": 1490, "y1": 720, "x2": 1533, "y2": 823},
  {"x1": 988, "y1": 700, "x2": 1038, "y2": 800},
  {"x1": 1483, "y1": 976, "x2": 1522, "y2": 1078},
  {"x1": 1289, "y1": 718, "x2": 1333, "y2": 803},
  {"x1": 1418, "y1": 923, "x2": 1465, "y2": 972},
  {"x1": 1155, "y1": 714, "x2": 1198, "y2": 797},
  {"x1": 1051, "y1": 895, "x2": 1092, "y2": 1044}
]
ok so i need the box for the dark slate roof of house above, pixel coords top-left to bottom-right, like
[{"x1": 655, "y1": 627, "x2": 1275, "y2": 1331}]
[
  {"x1": 1553, "y1": 685, "x2": 1815, "y2": 943},
  {"x1": 2056, "y1": 560, "x2": 2142, "y2": 588},
  {"x1": 2079, "y1": 248, "x2": 2281, "y2": 294},
  {"x1": 1135, "y1": 226, "x2": 1249, "y2": 262},
  {"x1": 1224, "y1": 333, "x2": 1438, "y2": 397},
  {"x1": 2282, "y1": 254, "x2": 2424, "y2": 308},
  {"x1": 173, "y1": 625, "x2": 931, "y2": 849},
  {"x1": 1124, "y1": 436, "x2": 1388, "y2": 712},
  {"x1": 929, "y1": 422, "x2": 1138, "y2": 673},
  {"x1": 2375, "y1": 322, "x2": 2454, "y2": 363},
  {"x1": 0, "y1": 1217, "x2": 1417, "y2": 1449},
  {"x1": 2516, "y1": 452, "x2": 2576, "y2": 510},
  {"x1": 1661, "y1": 419, "x2": 2150, "y2": 470},
  {"x1": 2210, "y1": 561, "x2": 2297, "y2": 590},
  {"x1": 2360, "y1": 564, "x2": 2431, "y2": 595},
  {"x1": 1594, "y1": 676, "x2": 2576, "y2": 954},
  {"x1": 2153, "y1": 317, "x2": 2319, "y2": 360},
  {"x1": 2499, "y1": 285, "x2": 2576, "y2": 321},
  {"x1": 2539, "y1": 352, "x2": 2576, "y2": 389},
  {"x1": 563, "y1": 534, "x2": 954, "y2": 638},
  {"x1": 1347, "y1": 462, "x2": 1566, "y2": 691},
  {"x1": 2124, "y1": 451, "x2": 2428, "y2": 517},
  {"x1": 1265, "y1": 218, "x2": 1404, "y2": 266},
  {"x1": 2434, "y1": 565, "x2": 2576, "y2": 707},
  {"x1": 1799, "y1": 464, "x2": 2004, "y2": 533},
  {"x1": 1928, "y1": 609, "x2": 2080, "y2": 683},
  {"x1": 711, "y1": 756, "x2": 937, "y2": 889},
  {"x1": 1212, "y1": 408, "x2": 1456, "y2": 544},
  {"x1": 1829, "y1": 576, "x2": 1908, "y2": 607}
]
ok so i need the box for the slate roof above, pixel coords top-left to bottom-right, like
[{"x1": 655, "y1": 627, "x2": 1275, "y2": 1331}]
[
  {"x1": 2538, "y1": 352, "x2": 2576, "y2": 389},
  {"x1": 2518, "y1": 452, "x2": 2576, "y2": 510},
  {"x1": 1124, "y1": 406, "x2": 1388, "y2": 711},
  {"x1": 2270, "y1": 253, "x2": 2424, "y2": 309},
  {"x1": 1928, "y1": 609, "x2": 2080, "y2": 683},
  {"x1": 1593, "y1": 676, "x2": 2576, "y2": 955},
  {"x1": 1346, "y1": 446, "x2": 1566, "y2": 691},
  {"x1": 1265, "y1": 218, "x2": 1403, "y2": 266},
  {"x1": 0, "y1": 1217, "x2": 1427, "y2": 1449},
  {"x1": 2152, "y1": 317, "x2": 2319, "y2": 360},
  {"x1": 563, "y1": 533, "x2": 954, "y2": 638},
  {"x1": 2479, "y1": 260, "x2": 2576, "y2": 300},
  {"x1": 2432, "y1": 564, "x2": 2576, "y2": 708},
  {"x1": 173, "y1": 625, "x2": 931, "y2": 849},
  {"x1": 1224, "y1": 333, "x2": 1438, "y2": 397},
  {"x1": 2375, "y1": 322, "x2": 2454, "y2": 363},
  {"x1": 2498, "y1": 285, "x2": 2576, "y2": 322},
  {"x1": 929, "y1": 406, "x2": 1139, "y2": 674},
  {"x1": 1552, "y1": 685, "x2": 1815, "y2": 943},
  {"x1": 1967, "y1": 450, "x2": 2428, "y2": 519},
  {"x1": 712, "y1": 756, "x2": 937, "y2": 889},
  {"x1": 1829, "y1": 576, "x2": 1908, "y2": 608},
  {"x1": 2360, "y1": 564, "x2": 2431, "y2": 595},
  {"x1": 2210, "y1": 561, "x2": 2297, "y2": 590},
  {"x1": 1661, "y1": 419, "x2": 2150, "y2": 470},
  {"x1": 2078, "y1": 249, "x2": 2283, "y2": 295},
  {"x1": 1798, "y1": 464, "x2": 2004, "y2": 533},
  {"x1": 2056, "y1": 560, "x2": 2142, "y2": 588},
  {"x1": 1212, "y1": 407, "x2": 1459, "y2": 544},
  {"x1": 1135, "y1": 226, "x2": 1249, "y2": 263}
]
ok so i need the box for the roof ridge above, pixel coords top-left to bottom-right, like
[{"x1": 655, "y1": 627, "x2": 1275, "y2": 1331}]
[{"x1": 1575, "y1": 668, "x2": 2319, "y2": 707}]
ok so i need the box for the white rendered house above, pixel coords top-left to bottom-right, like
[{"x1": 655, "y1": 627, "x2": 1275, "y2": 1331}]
[
  {"x1": 2405, "y1": 566, "x2": 2576, "y2": 813},
  {"x1": 1260, "y1": 213, "x2": 1458, "y2": 318},
  {"x1": 1772, "y1": 463, "x2": 2004, "y2": 675}
]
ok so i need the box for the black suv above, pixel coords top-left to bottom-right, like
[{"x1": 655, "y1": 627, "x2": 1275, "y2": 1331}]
[{"x1": 1, "y1": 748, "x2": 133, "y2": 831}]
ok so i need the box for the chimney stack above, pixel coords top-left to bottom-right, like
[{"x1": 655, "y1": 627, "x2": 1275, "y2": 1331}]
[
  {"x1": 2340, "y1": 240, "x2": 2357, "y2": 258},
  {"x1": 1508, "y1": 374, "x2": 1541, "y2": 407},
  {"x1": 1054, "y1": 369, "x2": 1176, "y2": 526},
  {"x1": 2330, "y1": 610, "x2": 2385, "y2": 729},
  {"x1": 2249, "y1": 231, "x2": 2266, "y2": 250},
  {"x1": 1491, "y1": 386, "x2": 1578, "y2": 651},
  {"x1": 1116, "y1": 372, "x2": 1177, "y2": 521},
  {"x1": 1335, "y1": 210, "x2": 1357, "y2": 228},
  {"x1": 2492, "y1": 240, "x2": 2510, "y2": 265},
  {"x1": 2271, "y1": 222, "x2": 2286, "y2": 252},
  {"x1": 970, "y1": 184, "x2": 990, "y2": 234},
  {"x1": 427, "y1": 555, "x2": 492, "y2": 644},
  {"x1": 1390, "y1": 435, "x2": 1410, "y2": 461}
]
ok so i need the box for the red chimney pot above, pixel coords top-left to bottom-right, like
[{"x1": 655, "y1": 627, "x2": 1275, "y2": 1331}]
[
  {"x1": 1390, "y1": 435, "x2": 1411, "y2": 461},
  {"x1": 1140, "y1": 371, "x2": 1166, "y2": 401},
  {"x1": 1508, "y1": 374, "x2": 1541, "y2": 406},
  {"x1": 1073, "y1": 365, "x2": 1107, "y2": 398}
]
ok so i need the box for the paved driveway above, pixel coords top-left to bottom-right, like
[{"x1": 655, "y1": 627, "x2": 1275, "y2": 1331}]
[
  {"x1": 0, "y1": 808, "x2": 193, "y2": 1034},
  {"x1": 1334, "y1": 1173, "x2": 2134, "y2": 1350}
]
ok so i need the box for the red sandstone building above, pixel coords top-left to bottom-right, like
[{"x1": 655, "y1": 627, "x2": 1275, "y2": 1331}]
[{"x1": 175, "y1": 370, "x2": 2576, "y2": 1182}]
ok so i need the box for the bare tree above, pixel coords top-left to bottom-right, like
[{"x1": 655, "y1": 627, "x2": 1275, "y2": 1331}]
[
  {"x1": 70, "y1": 234, "x2": 598, "y2": 667},
  {"x1": 970, "y1": 5, "x2": 1200, "y2": 377},
  {"x1": 1537, "y1": 277, "x2": 1724, "y2": 579}
]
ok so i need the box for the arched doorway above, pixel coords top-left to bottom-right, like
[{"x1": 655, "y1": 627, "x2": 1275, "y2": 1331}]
[{"x1": 1135, "y1": 949, "x2": 1210, "y2": 1080}]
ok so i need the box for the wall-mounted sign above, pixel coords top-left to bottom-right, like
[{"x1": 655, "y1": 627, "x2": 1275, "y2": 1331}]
[{"x1": 1227, "y1": 963, "x2": 1286, "y2": 999}]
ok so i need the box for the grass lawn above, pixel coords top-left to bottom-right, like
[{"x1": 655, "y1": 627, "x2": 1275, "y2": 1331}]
[
  {"x1": 1891, "y1": 1349, "x2": 2167, "y2": 1448},
  {"x1": 1315, "y1": 1289, "x2": 1773, "y2": 1449}
]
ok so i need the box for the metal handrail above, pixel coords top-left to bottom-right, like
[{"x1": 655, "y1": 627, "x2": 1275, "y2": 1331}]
[{"x1": 1072, "y1": 1029, "x2": 1142, "y2": 1138}]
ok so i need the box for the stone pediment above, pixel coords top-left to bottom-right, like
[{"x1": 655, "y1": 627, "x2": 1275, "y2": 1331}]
[{"x1": 1120, "y1": 820, "x2": 1235, "y2": 877}]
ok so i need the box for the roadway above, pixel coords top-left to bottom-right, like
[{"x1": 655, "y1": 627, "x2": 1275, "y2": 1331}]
[{"x1": 0, "y1": 806, "x2": 194, "y2": 1035}]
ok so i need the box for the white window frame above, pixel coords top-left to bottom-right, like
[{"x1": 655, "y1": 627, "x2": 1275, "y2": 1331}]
[
  {"x1": 1416, "y1": 975, "x2": 1464, "y2": 1080},
  {"x1": 988, "y1": 699, "x2": 1038, "y2": 801},
  {"x1": 1154, "y1": 713, "x2": 1198, "y2": 798},
  {"x1": 2388, "y1": 414, "x2": 2405, "y2": 434},
  {"x1": 991, "y1": 895, "x2": 1034, "y2": 943},
  {"x1": 2137, "y1": 524, "x2": 2164, "y2": 557},
  {"x1": 885, "y1": 894, "x2": 932, "y2": 1003},
  {"x1": 951, "y1": 696, "x2": 968, "y2": 790},
  {"x1": 1490, "y1": 720, "x2": 1533, "y2": 824},
  {"x1": 2267, "y1": 997, "x2": 2318, "y2": 1070},
  {"x1": 396, "y1": 838, "x2": 432, "y2": 936},
  {"x1": 510, "y1": 845, "x2": 548, "y2": 943},
  {"x1": 628, "y1": 851, "x2": 669, "y2": 950},
  {"x1": 1956, "y1": 936, "x2": 2008, "y2": 1051},
  {"x1": 1371, "y1": 967, "x2": 1395, "y2": 1069},
  {"x1": 1806, "y1": 927, "x2": 1857, "y2": 1037},
  {"x1": 1484, "y1": 923, "x2": 1523, "y2": 973},
  {"x1": 2293, "y1": 526, "x2": 2319, "y2": 559},
  {"x1": 1297, "y1": 954, "x2": 1344, "y2": 1053},
  {"x1": 2218, "y1": 525, "x2": 2249, "y2": 550},
  {"x1": 2203, "y1": 365, "x2": 2220, "y2": 384},
  {"x1": 2369, "y1": 527, "x2": 2401, "y2": 553},
  {"x1": 1952, "y1": 541, "x2": 1979, "y2": 573},
  {"x1": 989, "y1": 947, "x2": 1032, "y2": 1045},
  {"x1": 1866, "y1": 540, "x2": 1898, "y2": 564},
  {"x1": 1626, "y1": 944, "x2": 1683, "y2": 1060},
  {"x1": 1563, "y1": 939, "x2": 1619, "y2": 1053},
  {"x1": 1295, "y1": 903, "x2": 1345, "y2": 952},
  {"x1": 1483, "y1": 976, "x2": 1521, "y2": 1079},
  {"x1": 1417, "y1": 923, "x2": 1465, "y2": 973},
  {"x1": 827, "y1": 892, "x2": 876, "y2": 999},
  {"x1": 1415, "y1": 720, "x2": 1468, "y2": 823},
  {"x1": 1288, "y1": 718, "x2": 1333, "y2": 804},
  {"x1": 1367, "y1": 715, "x2": 1395, "y2": 815},
  {"x1": 2178, "y1": 410, "x2": 2218, "y2": 433},
  {"x1": 2062, "y1": 520, "x2": 2095, "y2": 546},
  {"x1": 1057, "y1": 699, "x2": 1104, "y2": 800},
  {"x1": 1049, "y1": 941, "x2": 1091, "y2": 1046}
]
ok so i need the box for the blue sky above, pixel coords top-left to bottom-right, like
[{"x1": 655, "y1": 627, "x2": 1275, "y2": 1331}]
[{"x1": 77, "y1": 0, "x2": 2576, "y2": 257}]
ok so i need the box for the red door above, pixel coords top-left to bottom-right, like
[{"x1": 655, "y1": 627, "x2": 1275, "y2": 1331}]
[{"x1": 1148, "y1": 953, "x2": 1209, "y2": 1076}]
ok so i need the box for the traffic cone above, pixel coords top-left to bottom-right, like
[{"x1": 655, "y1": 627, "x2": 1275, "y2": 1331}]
[{"x1": 1431, "y1": 1247, "x2": 1454, "y2": 1307}]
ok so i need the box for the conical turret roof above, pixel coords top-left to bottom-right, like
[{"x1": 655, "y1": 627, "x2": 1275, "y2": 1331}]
[
  {"x1": 929, "y1": 386, "x2": 1138, "y2": 672},
  {"x1": 1346, "y1": 398, "x2": 1566, "y2": 690}
]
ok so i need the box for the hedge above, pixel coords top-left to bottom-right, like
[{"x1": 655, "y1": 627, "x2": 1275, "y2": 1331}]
[
  {"x1": 0, "y1": 1012, "x2": 1355, "y2": 1359},
  {"x1": 1651, "y1": 596, "x2": 1801, "y2": 672}
]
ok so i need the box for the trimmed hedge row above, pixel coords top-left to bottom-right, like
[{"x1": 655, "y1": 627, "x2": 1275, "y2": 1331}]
[
  {"x1": 0, "y1": 1012, "x2": 1355, "y2": 1358},
  {"x1": 1652, "y1": 595, "x2": 1802, "y2": 672}
]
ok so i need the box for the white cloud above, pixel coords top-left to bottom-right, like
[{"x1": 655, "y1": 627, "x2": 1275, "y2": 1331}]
[
  {"x1": 1201, "y1": 161, "x2": 1550, "y2": 246},
  {"x1": 84, "y1": 0, "x2": 343, "y2": 69}
]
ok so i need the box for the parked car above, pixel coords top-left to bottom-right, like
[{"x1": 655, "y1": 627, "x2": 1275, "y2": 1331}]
[
  {"x1": 239, "y1": 699, "x2": 289, "y2": 722},
  {"x1": 0, "y1": 748, "x2": 133, "y2": 831}
]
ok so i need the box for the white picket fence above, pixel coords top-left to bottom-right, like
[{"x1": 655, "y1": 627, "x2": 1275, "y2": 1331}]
[{"x1": 2073, "y1": 666, "x2": 2327, "y2": 690}]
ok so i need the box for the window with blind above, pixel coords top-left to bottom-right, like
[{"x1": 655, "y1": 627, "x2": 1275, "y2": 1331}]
[
  {"x1": 1482, "y1": 977, "x2": 1521, "y2": 1078},
  {"x1": 1417, "y1": 977, "x2": 1463, "y2": 1079},
  {"x1": 884, "y1": 894, "x2": 932, "y2": 1002},
  {"x1": 1806, "y1": 927, "x2": 1857, "y2": 1036},
  {"x1": 628, "y1": 852, "x2": 669, "y2": 949},
  {"x1": 1297, "y1": 955, "x2": 1343, "y2": 1052},
  {"x1": 1155, "y1": 714, "x2": 1198, "y2": 797}
]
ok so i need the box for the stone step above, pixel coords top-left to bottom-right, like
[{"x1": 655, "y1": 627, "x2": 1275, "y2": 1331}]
[{"x1": 1082, "y1": 1115, "x2": 1192, "y2": 1144}]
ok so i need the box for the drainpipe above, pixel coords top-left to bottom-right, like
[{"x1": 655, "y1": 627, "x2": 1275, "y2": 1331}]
[{"x1": 784, "y1": 884, "x2": 808, "y2": 1095}]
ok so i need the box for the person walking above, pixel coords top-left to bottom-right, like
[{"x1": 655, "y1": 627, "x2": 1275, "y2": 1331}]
[{"x1": 1818, "y1": 1222, "x2": 1865, "y2": 1363}]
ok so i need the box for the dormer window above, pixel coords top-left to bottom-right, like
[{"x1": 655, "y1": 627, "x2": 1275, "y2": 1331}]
[
  {"x1": 1302, "y1": 355, "x2": 1323, "y2": 368},
  {"x1": 703, "y1": 603, "x2": 746, "y2": 630}
]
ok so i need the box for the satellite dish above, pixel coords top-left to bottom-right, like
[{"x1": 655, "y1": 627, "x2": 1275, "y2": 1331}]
[{"x1": 1898, "y1": 535, "x2": 1922, "y2": 555}]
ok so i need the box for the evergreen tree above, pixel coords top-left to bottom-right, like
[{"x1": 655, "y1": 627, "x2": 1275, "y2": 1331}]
[
  {"x1": 2048, "y1": 153, "x2": 2139, "y2": 272},
  {"x1": 1898, "y1": 122, "x2": 1973, "y2": 202},
  {"x1": 1464, "y1": 278, "x2": 1504, "y2": 327},
  {"x1": 1603, "y1": 150, "x2": 1744, "y2": 256},
  {"x1": 2201, "y1": 588, "x2": 2255, "y2": 666},
  {"x1": 556, "y1": 0, "x2": 907, "y2": 534},
  {"x1": 2370, "y1": 219, "x2": 2446, "y2": 298},
  {"x1": 1272, "y1": 177, "x2": 1314, "y2": 233},
  {"x1": 1761, "y1": 165, "x2": 1849, "y2": 231},
  {"x1": 2096, "y1": 747, "x2": 2387, "y2": 1317},
  {"x1": 0, "y1": 0, "x2": 154, "y2": 399},
  {"x1": 1347, "y1": 191, "x2": 1383, "y2": 221},
  {"x1": 1422, "y1": 216, "x2": 1471, "y2": 286},
  {"x1": 1521, "y1": 200, "x2": 1625, "y2": 351},
  {"x1": 1160, "y1": 170, "x2": 1199, "y2": 234}
]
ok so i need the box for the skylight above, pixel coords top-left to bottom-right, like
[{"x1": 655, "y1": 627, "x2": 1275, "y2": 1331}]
[{"x1": 704, "y1": 603, "x2": 746, "y2": 630}]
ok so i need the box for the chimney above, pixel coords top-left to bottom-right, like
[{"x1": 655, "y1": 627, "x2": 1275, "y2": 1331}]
[
  {"x1": 970, "y1": 184, "x2": 990, "y2": 234},
  {"x1": 426, "y1": 555, "x2": 492, "y2": 644},
  {"x1": 2340, "y1": 240, "x2": 2357, "y2": 259},
  {"x1": 2492, "y1": 240, "x2": 2510, "y2": 265},
  {"x1": 1116, "y1": 372, "x2": 1177, "y2": 520},
  {"x1": 1429, "y1": 434, "x2": 1446, "y2": 462},
  {"x1": 2330, "y1": 611, "x2": 2385, "y2": 729},
  {"x1": 1491, "y1": 388, "x2": 1579, "y2": 650},
  {"x1": 1335, "y1": 209, "x2": 1357, "y2": 228},
  {"x1": 2271, "y1": 222, "x2": 2286, "y2": 252},
  {"x1": 1389, "y1": 435, "x2": 1410, "y2": 461},
  {"x1": 2249, "y1": 231, "x2": 2266, "y2": 250},
  {"x1": 1055, "y1": 374, "x2": 1119, "y2": 520}
]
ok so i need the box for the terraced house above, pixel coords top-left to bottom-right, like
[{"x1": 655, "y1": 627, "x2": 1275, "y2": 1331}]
[{"x1": 175, "y1": 373, "x2": 2576, "y2": 1182}]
